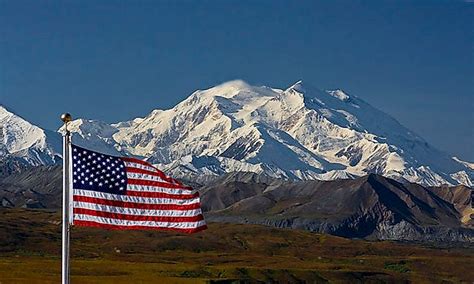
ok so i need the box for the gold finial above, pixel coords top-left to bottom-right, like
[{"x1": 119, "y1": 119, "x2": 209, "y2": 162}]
[{"x1": 60, "y1": 113, "x2": 72, "y2": 123}]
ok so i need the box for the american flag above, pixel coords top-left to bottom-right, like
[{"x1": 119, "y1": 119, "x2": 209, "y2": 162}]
[{"x1": 71, "y1": 144, "x2": 207, "y2": 233}]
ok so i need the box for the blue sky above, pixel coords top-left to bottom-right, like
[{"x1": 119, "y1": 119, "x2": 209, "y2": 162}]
[{"x1": 1, "y1": 1, "x2": 473, "y2": 160}]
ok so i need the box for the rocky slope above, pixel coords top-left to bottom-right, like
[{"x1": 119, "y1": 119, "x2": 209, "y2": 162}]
[
  {"x1": 0, "y1": 166, "x2": 61, "y2": 208},
  {"x1": 201, "y1": 173, "x2": 473, "y2": 242}
]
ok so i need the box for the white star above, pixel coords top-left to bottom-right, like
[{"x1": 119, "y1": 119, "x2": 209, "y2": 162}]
[
  {"x1": 89, "y1": 182, "x2": 93, "y2": 185},
  {"x1": 99, "y1": 182, "x2": 103, "y2": 186}
]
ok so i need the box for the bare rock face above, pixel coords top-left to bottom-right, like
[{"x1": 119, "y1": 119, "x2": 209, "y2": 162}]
[
  {"x1": 428, "y1": 185, "x2": 474, "y2": 227},
  {"x1": 201, "y1": 173, "x2": 473, "y2": 242},
  {"x1": 0, "y1": 166, "x2": 61, "y2": 208}
]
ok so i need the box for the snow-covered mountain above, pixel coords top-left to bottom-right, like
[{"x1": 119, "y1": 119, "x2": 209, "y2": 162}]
[
  {"x1": 3, "y1": 80, "x2": 473, "y2": 186},
  {"x1": 57, "y1": 80, "x2": 473, "y2": 187},
  {"x1": 0, "y1": 106, "x2": 61, "y2": 167}
]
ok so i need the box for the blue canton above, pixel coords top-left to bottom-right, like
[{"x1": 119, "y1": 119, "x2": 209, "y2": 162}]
[{"x1": 72, "y1": 145, "x2": 128, "y2": 195}]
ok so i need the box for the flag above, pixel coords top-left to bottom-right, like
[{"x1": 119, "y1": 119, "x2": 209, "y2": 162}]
[{"x1": 71, "y1": 144, "x2": 207, "y2": 233}]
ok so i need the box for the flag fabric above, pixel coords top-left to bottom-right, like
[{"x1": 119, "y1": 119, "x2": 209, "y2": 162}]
[{"x1": 71, "y1": 144, "x2": 207, "y2": 233}]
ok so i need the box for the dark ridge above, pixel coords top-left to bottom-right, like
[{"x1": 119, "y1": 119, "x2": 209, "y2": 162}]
[{"x1": 0, "y1": 166, "x2": 472, "y2": 242}]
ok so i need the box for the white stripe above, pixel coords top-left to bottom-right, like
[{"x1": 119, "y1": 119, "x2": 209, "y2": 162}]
[
  {"x1": 124, "y1": 161, "x2": 162, "y2": 174},
  {"x1": 126, "y1": 183, "x2": 195, "y2": 194},
  {"x1": 73, "y1": 201, "x2": 202, "y2": 217},
  {"x1": 74, "y1": 214, "x2": 206, "y2": 228},
  {"x1": 124, "y1": 161, "x2": 179, "y2": 184},
  {"x1": 73, "y1": 189, "x2": 200, "y2": 205}
]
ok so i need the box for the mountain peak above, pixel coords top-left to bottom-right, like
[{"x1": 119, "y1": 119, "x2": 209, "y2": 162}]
[
  {"x1": 217, "y1": 79, "x2": 252, "y2": 89},
  {"x1": 204, "y1": 80, "x2": 254, "y2": 96},
  {"x1": 0, "y1": 105, "x2": 61, "y2": 165},
  {"x1": 286, "y1": 80, "x2": 327, "y2": 98},
  {"x1": 288, "y1": 80, "x2": 305, "y2": 92}
]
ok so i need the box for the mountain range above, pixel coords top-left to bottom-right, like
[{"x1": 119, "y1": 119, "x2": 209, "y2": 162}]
[
  {"x1": 1, "y1": 80, "x2": 473, "y2": 187},
  {"x1": 0, "y1": 166, "x2": 472, "y2": 242}
]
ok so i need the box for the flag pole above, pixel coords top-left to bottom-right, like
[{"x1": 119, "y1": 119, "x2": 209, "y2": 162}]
[{"x1": 61, "y1": 113, "x2": 72, "y2": 284}]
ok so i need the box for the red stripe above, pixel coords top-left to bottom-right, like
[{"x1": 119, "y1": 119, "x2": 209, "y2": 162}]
[
  {"x1": 121, "y1": 157, "x2": 183, "y2": 185},
  {"x1": 74, "y1": 220, "x2": 207, "y2": 233},
  {"x1": 126, "y1": 190, "x2": 199, "y2": 199},
  {"x1": 74, "y1": 208, "x2": 204, "y2": 222},
  {"x1": 127, "y1": 178, "x2": 192, "y2": 190},
  {"x1": 73, "y1": 195, "x2": 201, "y2": 211}
]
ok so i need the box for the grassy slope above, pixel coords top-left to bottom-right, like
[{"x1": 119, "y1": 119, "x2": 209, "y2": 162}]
[{"x1": 0, "y1": 209, "x2": 472, "y2": 283}]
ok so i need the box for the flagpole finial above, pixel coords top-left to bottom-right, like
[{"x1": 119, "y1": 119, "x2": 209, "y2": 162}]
[
  {"x1": 61, "y1": 113, "x2": 72, "y2": 123},
  {"x1": 60, "y1": 112, "x2": 73, "y2": 284}
]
